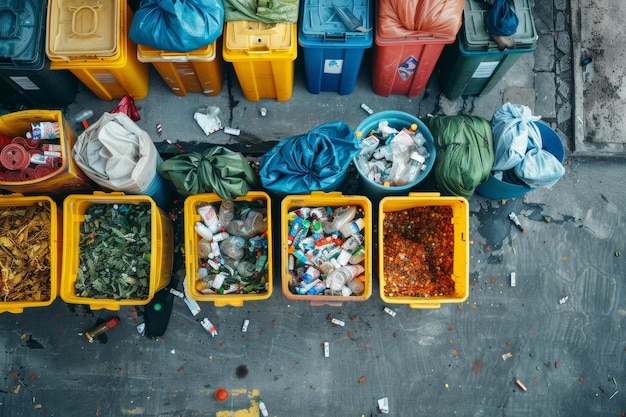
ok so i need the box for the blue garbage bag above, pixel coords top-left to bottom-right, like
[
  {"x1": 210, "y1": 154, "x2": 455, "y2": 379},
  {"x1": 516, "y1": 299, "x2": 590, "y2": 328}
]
[
  {"x1": 129, "y1": 0, "x2": 224, "y2": 53},
  {"x1": 485, "y1": 0, "x2": 519, "y2": 36},
  {"x1": 259, "y1": 121, "x2": 360, "y2": 194}
]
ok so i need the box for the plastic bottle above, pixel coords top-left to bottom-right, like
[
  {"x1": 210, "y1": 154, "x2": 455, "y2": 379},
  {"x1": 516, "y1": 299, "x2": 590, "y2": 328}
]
[
  {"x1": 195, "y1": 222, "x2": 214, "y2": 241},
  {"x1": 396, "y1": 154, "x2": 422, "y2": 185},
  {"x1": 287, "y1": 214, "x2": 303, "y2": 245},
  {"x1": 301, "y1": 266, "x2": 321, "y2": 283},
  {"x1": 325, "y1": 265, "x2": 365, "y2": 292},
  {"x1": 244, "y1": 210, "x2": 267, "y2": 236},
  {"x1": 197, "y1": 239, "x2": 212, "y2": 258},
  {"x1": 219, "y1": 236, "x2": 245, "y2": 261},
  {"x1": 321, "y1": 206, "x2": 356, "y2": 234},
  {"x1": 338, "y1": 218, "x2": 365, "y2": 238},
  {"x1": 218, "y1": 200, "x2": 234, "y2": 226},
  {"x1": 348, "y1": 245, "x2": 366, "y2": 265},
  {"x1": 236, "y1": 261, "x2": 256, "y2": 278},
  {"x1": 197, "y1": 204, "x2": 221, "y2": 233},
  {"x1": 254, "y1": 253, "x2": 268, "y2": 276},
  {"x1": 346, "y1": 277, "x2": 365, "y2": 296}
]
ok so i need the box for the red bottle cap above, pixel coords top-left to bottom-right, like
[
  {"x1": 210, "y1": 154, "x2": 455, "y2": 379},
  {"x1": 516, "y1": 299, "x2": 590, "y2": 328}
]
[
  {"x1": 19, "y1": 167, "x2": 35, "y2": 181},
  {"x1": 1, "y1": 144, "x2": 30, "y2": 170},
  {"x1": 34, "y1": 164, "x2": 54, "y2": 178},
  {"x1": 11, "y1": 136, "x2": 30, "y2": 148},
  {"x1": 3, "y1": 170, "x2": 21, "y2": 182},
  {"x1": 215, "y1": 388, "x2": 228, "y2": 402},
  {"x1": 28, "y1": 148, "x2": 44, "y2": 156}
]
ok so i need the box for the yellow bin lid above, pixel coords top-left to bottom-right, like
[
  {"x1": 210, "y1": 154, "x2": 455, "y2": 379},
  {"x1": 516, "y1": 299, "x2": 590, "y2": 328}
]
[
  {"x1": 137, "y1": 43, "x2": 217, "y2": 63},
  {"x1": 47, "y1": 0, "x2": 122, "y2": 61},
  {"x1": 225, "y1": 21, "x2": 294, "y2": 52}
]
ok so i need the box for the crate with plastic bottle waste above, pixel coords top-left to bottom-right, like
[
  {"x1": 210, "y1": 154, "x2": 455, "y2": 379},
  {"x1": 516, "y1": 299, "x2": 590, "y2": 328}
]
[
  {"x1": 184, "y1": 192, "x2": 272, "y2": 307},
  {"x1": 0, "y1": 195, "x2": 60, "y2": 314},
  {"x1": 378, "y1": 193, "x2": 469, "y2": 309},
  {"x1": 0, "y1": 110, "x2": 94, "y2": 195},
  {"x1": 282, "y1": 191, "x2": 372, "y2": 306},
  {"x1": 60, "y1": 192, "x2": 174, "y2": 311}
]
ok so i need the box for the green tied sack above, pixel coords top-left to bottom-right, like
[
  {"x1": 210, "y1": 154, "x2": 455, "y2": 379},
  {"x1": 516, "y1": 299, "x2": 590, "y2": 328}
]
[
  {"x1": 157, "y1": 146, "x2": 259, "y2": 199},
  {"x1": 423, "y1": 115, "x2": 494, "y2": 198}
]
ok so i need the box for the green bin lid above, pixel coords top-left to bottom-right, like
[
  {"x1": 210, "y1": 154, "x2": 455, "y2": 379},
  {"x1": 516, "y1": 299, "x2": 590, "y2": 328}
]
[
  {"x1": 0, "y1": 0, "x2": 46, "y2": 69},
  {"x1": 463, "y1": 0, "x2": 537, "y2": 51}
]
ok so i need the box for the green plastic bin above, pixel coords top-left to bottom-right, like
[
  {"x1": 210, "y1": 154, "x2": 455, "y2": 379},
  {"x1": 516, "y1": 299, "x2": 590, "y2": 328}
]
[{"x1": 437, "y1": 0, "x2": 537, "y2": 99}]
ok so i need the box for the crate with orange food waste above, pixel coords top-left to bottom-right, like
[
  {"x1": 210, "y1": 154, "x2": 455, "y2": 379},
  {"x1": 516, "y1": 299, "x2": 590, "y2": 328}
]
[
  {"x1": 0, "y1": 195, "x2": 60, "y2": 314},
  {"x1": 60, "y1": 192, "x2": 174, "y2": 311},
  {"x1": 0, "y1": 110, "x2": 95, "y2": 195},
  {"x1": 184, "y1": 192, "x2": 272, "y2": 307},
  {"x1": 281, "y1": 191, "x2": 372, "y2": 306},
  {"x1": 378, "y1": 193, "x2": 469, "y2": 309}
]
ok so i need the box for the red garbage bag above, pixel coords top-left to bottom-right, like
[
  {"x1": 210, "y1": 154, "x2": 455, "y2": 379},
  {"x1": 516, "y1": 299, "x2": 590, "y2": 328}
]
[{"x1": 378, "y1": 0, "x2": 464, "y2": 39}]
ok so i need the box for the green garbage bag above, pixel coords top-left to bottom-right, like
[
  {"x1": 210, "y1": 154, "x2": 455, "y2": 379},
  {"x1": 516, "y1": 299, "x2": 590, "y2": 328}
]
[
  {"x1": 223, "y1": 0, "x2": 299, "y2": 23},
  {"x1": 423, "y1": 115, "x2": 494, "y2": 198},
  {"x1": 157, "y1": 146, "x2": 259, "y2": 199}
]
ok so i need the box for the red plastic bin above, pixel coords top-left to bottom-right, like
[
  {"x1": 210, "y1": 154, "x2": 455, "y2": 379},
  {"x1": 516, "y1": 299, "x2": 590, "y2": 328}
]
[{"x1": 372, "y1": 32, "x2": 456, "y2": 98}]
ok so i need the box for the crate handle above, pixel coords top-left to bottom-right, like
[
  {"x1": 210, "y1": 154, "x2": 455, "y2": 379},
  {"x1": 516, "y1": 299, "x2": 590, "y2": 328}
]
[
  {"x1": 70, "y1": 4, "x2": 104, "y2": 39},
  {"x1": 309, "y1": 191, "x2": 342, "y2": 197},
  {"x1": 407, "y1": 192, "x2": 441, "y2": 198}
]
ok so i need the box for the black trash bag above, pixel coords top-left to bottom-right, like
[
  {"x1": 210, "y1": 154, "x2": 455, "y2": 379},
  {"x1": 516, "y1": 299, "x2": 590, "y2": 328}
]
[
  {"x1": 130, "y1": 0, "x2": 224, "y2": 52},
  {"x1": 259, "y1": 121, "x2": 360, "y2": 194}
]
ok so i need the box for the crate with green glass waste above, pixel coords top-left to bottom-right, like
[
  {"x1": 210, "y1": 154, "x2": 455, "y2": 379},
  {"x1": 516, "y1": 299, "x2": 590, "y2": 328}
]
[
  {"x1": 378, "y1": 193, "x2": 469, "y2": 309},
  {"x1": 60, "y1": 192, "x2": 174, "y2": 311},
  {"x1": 282, "y1": 191, "x2": 372, "y2": 306},
  {"x1": 184, "y1": 192, "x2": 272, "y2": 307}
]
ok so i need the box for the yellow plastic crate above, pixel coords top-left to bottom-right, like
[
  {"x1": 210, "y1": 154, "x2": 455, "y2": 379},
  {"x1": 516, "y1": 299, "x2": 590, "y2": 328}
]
[
  {"x1": 137, "y1": 43, "x2": 223, "y2": 96},
  {"x1": 281, "y1": 191, "x2": 372, "y2": 306},
  {"x1": 0, "y1": 110, "x2": 94, "y2": 195},
  {"x1": 0, "y1": 195, "x2": 59, "y2": 314},
  {"x1": 222, "y1": 21, "x2": 297, "y2": 102},
  {"x1": 184, "y1": 192, "x2": 273, "y2": 307},
  {"x1": 378, "y1": 193, "x2": 469, "y2": 309},
  {"x1": 61, "y1": 192, "x2": 174, "y2": 310},
  {"x1": 47, "y1": 0, "x2": 149, "y2": 100}
]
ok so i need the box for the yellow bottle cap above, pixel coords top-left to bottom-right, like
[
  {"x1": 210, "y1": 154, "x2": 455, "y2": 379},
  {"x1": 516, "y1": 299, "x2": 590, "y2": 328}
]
[{"x1": 410, "y1": 123, "x2": 418, "y2": 131}]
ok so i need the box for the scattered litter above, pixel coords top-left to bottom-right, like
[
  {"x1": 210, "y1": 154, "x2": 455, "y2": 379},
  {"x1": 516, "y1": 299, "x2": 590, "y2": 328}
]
[
  {"x1": 358, "y1": 376, "x2": 367, "y2": 383},
  {"x1": 378, "y1": 397, "x2": 389, "y2": 413},
  {"x1": 559, "y1": 296, "x2": 569, "y2": 305},
  {"x1": 360, "y1": 103, "x2": 374, "y2": 115},
  {"x1": 215, "y1": 388, "x2": 228, "y2": 402},
  {"x1": 331, "y1": 318, "x2": 345, "y2": 327},
  {"x1": 502, "y1": 352, "x2": 512, "y2": 361},
  {"x1": 242, "y1": 319, "x2": 250, "y2": 332},
  {"x1": 258, "y1": 399, "x2": 269, "y2": 417},
  {"x1": 224, "y1": 127, "x2": 241, "y2": 136},
  {"x1": 508, "y1": 212, "x2": 526, "y2": 233},
  {"x1": 544, "y1": 216, "x2": 552, "y2": 223},
  {"x1": 166, "y1": 139, "x2": 172, "y2": 145},
  {"x1": 383, "y1": 307, "x2": 396, "y2": 317},
  {"x1": 194, "y1": 105, "x2": 222, "y2": 135},
  {"x1": 609, "y1": 390, "x2": 618, "y2": 400},
  {"x1": 170, "y1": 349, "x2": 175, "y2": 354},
  {"x1": 609, "y1": 376, "x2": 619, "y2": 399},
  {"x1": 324, "y1": 342, "x2": 330, "y2": 358},
  {"x1": 259, "y1": 108, "x2": 267, "y2": 117},
  {"x1": 85, "y1": 317, "x2": 120, "y2": 343},
  {"x1": 182, "y1": 279, "x2": 201, "y2": 316},
  {"x1": 156, "y1": 123, "x2": 163, "y2": 136},
  {"x1": 136, "y1": 323, "x2": 146, "y2": 336},
  {"x1": 510, "y1": 272, "x2": 516, "y2": 287},
  {"x1": 169, "y1": 288, "x2": 184, "y2": 299},
  {"x1": 616, "y1": 251, "x2": 621, "y2": 257},
  {"x1": 515, "y1": 378, "x2": 527, "y2": 391},
  {"x1": 200, "y1": 318, "x2": 218, "y2": 337}
]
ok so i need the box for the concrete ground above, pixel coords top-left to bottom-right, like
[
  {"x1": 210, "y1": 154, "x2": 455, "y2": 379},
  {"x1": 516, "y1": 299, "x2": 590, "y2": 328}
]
[{"x1": 1, "y1": 1, "x2": 626, "y2": 416}]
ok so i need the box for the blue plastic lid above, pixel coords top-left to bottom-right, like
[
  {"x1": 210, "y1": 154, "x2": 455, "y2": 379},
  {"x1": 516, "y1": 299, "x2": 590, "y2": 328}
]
[
  {"x1": 0, "y1": 0, "x2": 46, "y2": 68},
  {"x1": 300, "y1": 0, "x2": 373, "y2": 46}
]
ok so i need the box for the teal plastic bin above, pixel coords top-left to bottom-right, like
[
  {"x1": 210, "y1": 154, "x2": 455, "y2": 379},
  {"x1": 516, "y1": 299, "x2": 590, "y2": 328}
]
[
  {"x1": 0, "y1": 0, "x2": 78, "y2": 106},
  {"x1": 299, "y1": 0, "x2": 373, "y2": 95},
  {"x1": 437, "y1": 0, "x2": 537, "y2": 99},
  {"x1": 353, "y1": 111, "x2": 436, "y2": 201}
]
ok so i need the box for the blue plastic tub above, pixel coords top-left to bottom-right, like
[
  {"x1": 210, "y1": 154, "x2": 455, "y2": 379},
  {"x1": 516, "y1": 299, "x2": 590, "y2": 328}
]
[
  {"x1": 298, "y1": 0, "x2": 373, "y2": 95},
  {"x1": 475, "y1": 121, "x2": 565, "y2": 200},
  {"x1": 354, "y1": 110, "x2": 436, "y2": 200}
]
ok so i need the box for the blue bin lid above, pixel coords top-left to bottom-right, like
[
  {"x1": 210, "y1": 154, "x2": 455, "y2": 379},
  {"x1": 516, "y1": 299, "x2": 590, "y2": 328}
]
[
  {"x1": 0, "y1": 0, "x2": 46, "y2": 69},
  {"x1": 300, "y1": 0, "x2": 373, "y2": 46},
  {"x1": 463, "y1": 0, "x2": 537, "y2": 51}
]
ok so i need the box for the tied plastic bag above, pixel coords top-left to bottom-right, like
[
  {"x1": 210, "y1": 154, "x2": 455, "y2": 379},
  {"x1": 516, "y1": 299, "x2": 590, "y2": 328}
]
[
  {"x1": 515, "y1": 146, "x2": 565, "y2": 188},
  {"x1": 157, "y1": 146, "x2": 259, "y2": 199},
  {"x1": 223, "y1": 0, "x2": 299, "y2": 23},
  {"x1": 486, "y1": 0, "x2": 519, "y2": 36},
  {"x1": 378, "y1": 0, "x2": 464, "y2": 39},
  {"x1": 72, "y1": 112, "x2": 160, "y2": 194},
  {"x1": 129, "y1": 0, "x2": 224, "y2": 52},
  {"x1": 424, "y1": 115, "x2": 494, "y2": 198},
  {"x1": 259, "y1": 121, "x2": 360, "y2": 194},
  {"x1": 491, "y1": 103, "x2": 541, "y2": 172}
]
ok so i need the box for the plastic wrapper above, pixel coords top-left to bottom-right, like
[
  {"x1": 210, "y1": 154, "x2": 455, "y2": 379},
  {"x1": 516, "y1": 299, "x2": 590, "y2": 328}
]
[
  {"x1": 378, "y1": 0, "x2": 464, "y2": 39},
  {"x1": 223, "y1": 0, "x2": 299, "y2": 23}
]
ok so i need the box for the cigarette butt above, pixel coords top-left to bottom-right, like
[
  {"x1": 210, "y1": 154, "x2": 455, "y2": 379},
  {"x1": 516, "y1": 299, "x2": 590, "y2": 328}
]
[
  {"x1": 515, "y1": 378, "x2": 527, "y2": 391},
  {"x1": 510, "y1": 272, "x2": 516, "y2": 287}
]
